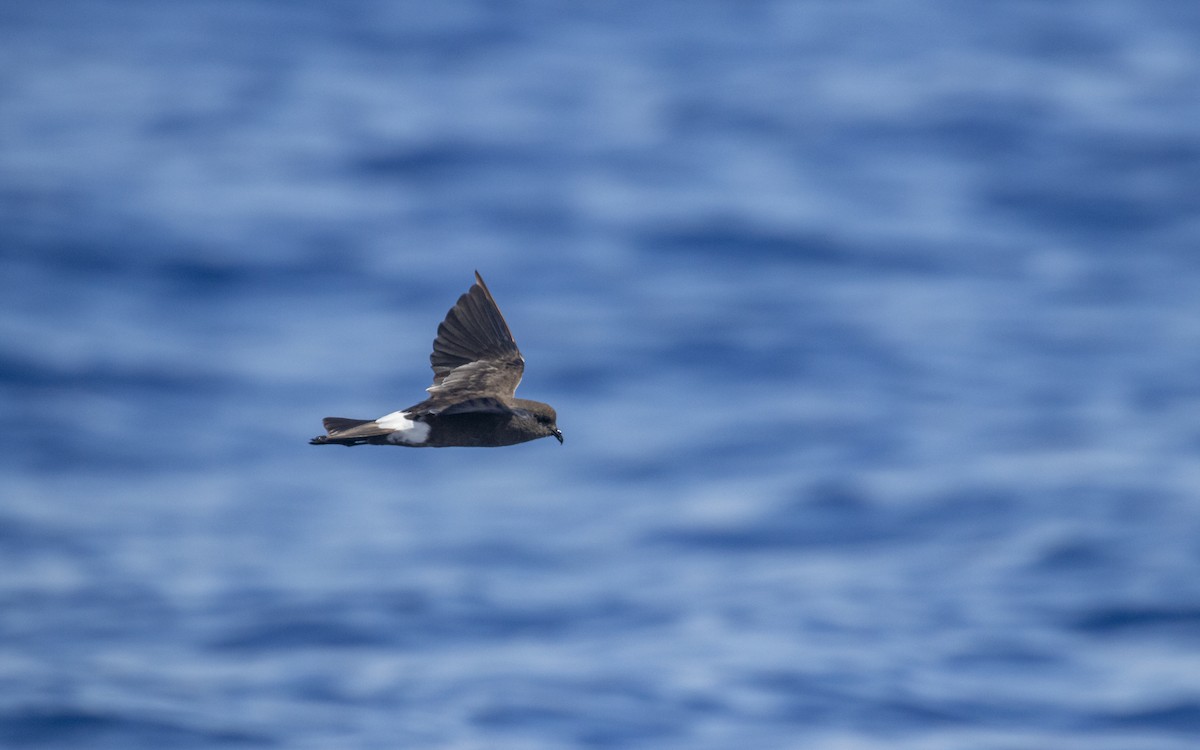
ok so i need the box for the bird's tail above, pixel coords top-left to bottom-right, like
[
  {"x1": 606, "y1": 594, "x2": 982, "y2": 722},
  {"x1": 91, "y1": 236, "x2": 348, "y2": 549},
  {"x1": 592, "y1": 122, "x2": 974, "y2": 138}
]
[{"x1": 309, "y1": 417, "x2": 381, "y2": 446}]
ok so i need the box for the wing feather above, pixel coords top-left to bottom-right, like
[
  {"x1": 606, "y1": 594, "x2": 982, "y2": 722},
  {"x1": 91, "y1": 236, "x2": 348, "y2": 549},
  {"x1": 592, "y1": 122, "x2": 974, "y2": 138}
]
[{"x1": 426, "y1": 272, "x2": 525, "y2": 399}]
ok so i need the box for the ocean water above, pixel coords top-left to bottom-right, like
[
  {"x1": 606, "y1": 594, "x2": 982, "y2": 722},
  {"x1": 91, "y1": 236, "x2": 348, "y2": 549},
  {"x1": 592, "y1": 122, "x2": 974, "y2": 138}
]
[{"x1": 3, "y1": 1, "x2": 1200, "y2": 748}]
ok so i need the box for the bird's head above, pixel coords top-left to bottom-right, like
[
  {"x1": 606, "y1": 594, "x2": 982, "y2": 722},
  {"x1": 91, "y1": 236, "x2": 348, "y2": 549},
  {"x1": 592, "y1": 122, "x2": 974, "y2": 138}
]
[
  {"x1": 530, "y1": 404, "x2": 563, "y2": 444},
  {"x1": 538, "y1": 411, "x2": 563, "y2": 444}
]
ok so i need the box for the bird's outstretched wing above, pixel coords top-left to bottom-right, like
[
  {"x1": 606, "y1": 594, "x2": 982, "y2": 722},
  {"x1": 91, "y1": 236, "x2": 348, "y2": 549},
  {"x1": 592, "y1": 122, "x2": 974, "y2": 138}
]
[{"x1": 424, "y1": 271, "x2": 525, "y2": 404}]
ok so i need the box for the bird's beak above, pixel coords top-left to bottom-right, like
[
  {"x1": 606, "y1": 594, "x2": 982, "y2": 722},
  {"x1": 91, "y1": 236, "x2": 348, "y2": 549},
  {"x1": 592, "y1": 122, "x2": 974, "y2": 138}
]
[{"x1": 553, "y1": 429, "x2": 563, "y2": 444}]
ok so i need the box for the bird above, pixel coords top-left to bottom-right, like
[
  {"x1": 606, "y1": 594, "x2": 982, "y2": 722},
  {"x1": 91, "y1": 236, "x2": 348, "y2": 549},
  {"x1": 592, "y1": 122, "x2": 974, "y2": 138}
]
[{"x1": 310, "y1": 271, "x2": 562, "y2": 448}]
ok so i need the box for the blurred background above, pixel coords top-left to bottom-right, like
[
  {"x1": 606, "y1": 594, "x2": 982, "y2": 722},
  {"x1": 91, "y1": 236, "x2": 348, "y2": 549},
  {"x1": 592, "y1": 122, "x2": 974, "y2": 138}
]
[{"x1": 3, "y1": 1, "x2": 1200, "y2": 748}]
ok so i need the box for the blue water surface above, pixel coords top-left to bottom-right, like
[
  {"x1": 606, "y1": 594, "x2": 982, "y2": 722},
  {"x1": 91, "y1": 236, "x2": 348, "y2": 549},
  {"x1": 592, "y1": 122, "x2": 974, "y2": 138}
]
[{"x1": 3, "y1": 1, "x2": 1200, "y2": 748}]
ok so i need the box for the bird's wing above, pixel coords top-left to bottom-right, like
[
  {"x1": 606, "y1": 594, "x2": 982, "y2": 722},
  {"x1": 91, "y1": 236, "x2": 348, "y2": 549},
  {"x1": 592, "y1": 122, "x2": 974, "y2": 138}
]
[
  {"x1": 425, "y1": 271, "x2": 525, "y2": 400},
  {"x1": 430, "y1": 396, "x2": 514, "y2": 416}
]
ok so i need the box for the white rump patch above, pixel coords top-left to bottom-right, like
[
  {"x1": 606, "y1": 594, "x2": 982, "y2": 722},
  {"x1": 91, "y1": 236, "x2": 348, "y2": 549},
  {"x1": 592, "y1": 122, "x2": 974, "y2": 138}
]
[{"x1": 375, "y1": 410, "x2": 431, "y2": 445}]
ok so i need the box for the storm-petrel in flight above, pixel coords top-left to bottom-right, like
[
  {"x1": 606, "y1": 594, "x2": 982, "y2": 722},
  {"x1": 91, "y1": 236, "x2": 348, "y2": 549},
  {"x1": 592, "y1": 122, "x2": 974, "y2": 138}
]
[{"x1": 310, "y1": 272, "x2": 562, "y2": 448}]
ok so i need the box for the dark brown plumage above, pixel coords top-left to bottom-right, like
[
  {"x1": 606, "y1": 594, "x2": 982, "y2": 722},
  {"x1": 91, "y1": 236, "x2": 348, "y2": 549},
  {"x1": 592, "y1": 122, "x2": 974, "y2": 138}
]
[{"x1": 310, "y1": 272, "x2": 562, "y2": 448}]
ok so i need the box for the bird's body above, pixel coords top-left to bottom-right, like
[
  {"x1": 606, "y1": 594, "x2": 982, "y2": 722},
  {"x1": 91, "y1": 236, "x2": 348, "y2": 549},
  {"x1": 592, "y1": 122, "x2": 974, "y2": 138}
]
[{"x1": 310, "y1": 272, "x2": 562, "y2": 448}]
